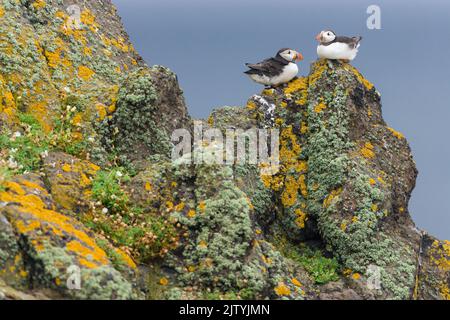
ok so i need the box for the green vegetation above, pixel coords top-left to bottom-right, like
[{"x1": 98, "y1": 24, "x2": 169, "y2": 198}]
[
  {"x1": 276, "y1": 236, "x2": 339, "y2": 285},
  {"x1": 92, "y1": 168, "x2": 131, "y2": 214},
  {"x1": 88, "y1": 167, "x2": 178, "y2": 262},
  {"x1": 0, "y1": 110, "x2": 89, "y2": 174},
  {"x1": 0, "y1": 113, "x2": 49, "y2": 173},
  {"x1": 286, "y1": 245, "x2": 339, "y2": 284}
]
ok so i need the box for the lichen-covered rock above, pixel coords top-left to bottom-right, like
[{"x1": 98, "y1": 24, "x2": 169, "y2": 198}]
[
  {"x1": 0, "y1": 0, "x2": 143, "y2": 133},
  {"x1": 126, "y1": 146, "x2": 310, "y2": 300},
  {"x1": 229, "y1": 60, "x2": 427, "y2": 299},
  {"x1": 43, "y1": 151, "x2": 100, "y2": 214},
  {"x1": 0, "y1": 174, "x2": 135, "y2": 299},
  {"x1": 98, "y1": 66, "x2": 191, "y2": 167},
  {"x1": 0, "y1": 0, "x2": 448, "y2": 301},
  {"x1": 416, "y1": 235, "x2": 450, "y2": 300}
]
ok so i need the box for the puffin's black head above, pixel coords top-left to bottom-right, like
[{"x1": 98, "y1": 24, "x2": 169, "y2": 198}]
[
  {"x1": 276, "y1": 48, "x2": 303, "y2": 63},
  {"x1": 316, "y1": 30, "x2": 337, "y2": 44}
]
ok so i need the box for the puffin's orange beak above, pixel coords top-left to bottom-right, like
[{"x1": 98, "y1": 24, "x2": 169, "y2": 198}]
[
  {"x1": 295, "y1": 52, "x2": 304, "y2": 62},
  {"x1": 315, "y1": 32, "x2": 322, "y2": 41}
]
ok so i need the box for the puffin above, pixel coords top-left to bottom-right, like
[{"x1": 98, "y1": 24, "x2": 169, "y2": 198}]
[
  {"x1": 244, "y1": 48, "x2": 303, "y2": 87},
  {"x1": 316, "y1": 30, "x2": 362, "y2": 62}
]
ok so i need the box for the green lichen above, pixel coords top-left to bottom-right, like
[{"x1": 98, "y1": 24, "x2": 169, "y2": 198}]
[{"x1": 98, "y1": 69, "x2": 172, "y2": 164}]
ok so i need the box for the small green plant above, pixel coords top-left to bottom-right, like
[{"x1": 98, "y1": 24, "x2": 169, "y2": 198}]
[
  {"x1": 0, "y1": 114, "x2": 49, "y2": 173},
  {"x1": 89, "y1": 168, "x2": 178, "y2": 262},
  {"x1": 92, "y1": 168, "x2": 131, "y2": 214},
  {"x1": 0, "y1": 111, "x2": 90, "y2": 174},
  {"x1": 294, "y1": 249, "x2": 340, "y2": 284},
  {"x1": 50, "y1": 104, "x2": 88, "y2": 157},
  {"x1": 278, "y1": 239, "x2": 339, "y2": 285}
]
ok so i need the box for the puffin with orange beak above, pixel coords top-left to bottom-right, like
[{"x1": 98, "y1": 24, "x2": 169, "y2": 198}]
[
  {"x1": 244, "y1": 48, "x2": 303, "y2": 87},
  {"x1": 316, "y1": 30, "x2": 362, "y2": 62}
]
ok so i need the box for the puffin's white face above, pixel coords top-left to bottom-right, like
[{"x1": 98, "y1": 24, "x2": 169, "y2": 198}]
[
  {"x1": 279, "y1": 49, "x2": 303, "y2": 63},
  {"x1": 316, "y1": 30, "x2": 336, "y2": 43}
]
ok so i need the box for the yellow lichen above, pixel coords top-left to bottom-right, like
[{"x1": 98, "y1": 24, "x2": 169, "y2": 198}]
[
  {"x1": 387, "y1": 127, "x2": 405, "y2": 139},
  {"x1": 440, "y1": 283, "x2": 450, "y2": 300},
  {"x1": 175, "y1": 202, "x2": 185, "y2": 212},
  {"x1": 187, "y1": 210, "x2": 196, "y2": 218},
  {"x1": 0, "y1": 179, "x2": 110, "y2": 270},
  {"x1": 78, "y1": 66, "x2": 95, "y2": 81},
  {"x1": 198, "y1": 240, "x2": 208, "y2": 249},
  {"x1": 429, "y1": 240, "x2": 450, "y2": 271},
  {"x1": 300, "y1": 121, "x2": 308, "y2": 134},
  {"x1": 344, "y1": 64, "x2": 374, "y2": 90},
  {"x1": 198, "y1": 201, "x2": 206, "y2": 213},
  {"x1": 308, "y1": 59, "x2": 328, "y2": 86},
  {"x1": 294, "y1": 208, "x2": 307, "y2": 229},
  {"x1": 323, "y1": 188, "x2": 343, "y2": 208},
  {"x1": 32, "y1": 0, "x2": 46, "y2": 10},
  {"x1": 352, "y1": 273, "x2": 361, "y2": 280},
  {"x1": 95, "y1": 103, "x2": 107, "y2": 121},
  {"x1": 360, "y1": 142, "x2": 375, "y2": 159},
  {"x1": 314, "y1": 102, "x2": 327, "y2": 113},
  {"x1": 247, "y1": 100, "x2": 256, "y2": 110},
  {"x1": 291, "y1": 278, "x2": 302, "y2": 287},
  {"x1": 113, "y1": 248, "x2": 137, "y2": 269},
  {"x1": 159, "y1": 277, "x2": 169, "y2": 286},
  {"x1": 274, "y1": 282, "x2": 291, "y2": 296}
]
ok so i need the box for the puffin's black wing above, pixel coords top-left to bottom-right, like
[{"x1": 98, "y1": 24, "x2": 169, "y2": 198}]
[
  {"x1": 335, "y1": 36, "x2": 363, "y2": 49},
  {"x1": 244, "y1": 58, "x2": 285, "y2": 77}
]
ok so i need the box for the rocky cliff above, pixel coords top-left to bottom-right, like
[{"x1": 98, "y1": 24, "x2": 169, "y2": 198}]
[{"x1": 0, "y1": 1, "x2": 448, "y2": 300}]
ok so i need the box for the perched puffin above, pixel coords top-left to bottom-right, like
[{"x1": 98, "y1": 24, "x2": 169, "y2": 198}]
[
  {"x1": 245, "y1": 48, "x2": 303, "y2": 87},
  {"x1": 316, "y1": 30, "x2": 362, "y2": 62}
]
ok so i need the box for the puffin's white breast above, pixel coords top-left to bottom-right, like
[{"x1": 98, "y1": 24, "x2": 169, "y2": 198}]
[
  {"x1": 317, "y1": 43, "x2": 359, "y2": 61},
  {"x1": 270, "y1": 63, "x2": 299, "y2": 86}
]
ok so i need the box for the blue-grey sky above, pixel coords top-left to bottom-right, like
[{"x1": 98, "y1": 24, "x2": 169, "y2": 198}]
[{"x1": 113, "y1": 0, "x2": 450, "y2": 239}]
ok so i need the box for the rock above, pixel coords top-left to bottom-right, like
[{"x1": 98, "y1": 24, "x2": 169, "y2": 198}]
[
  {"x1": 0, "y1": 0, "x2": 143, "y2": 133},
  {"x1": 0, "y1": 0, "x2": 448, "y2": 301},
  {"x1": 319, "y1": 280, "x2": 363, "y2": 300},
  {"x1": 240, "y1": 60, "x2": 423, "y2": 299},
  {"x1": 416, "y1": 235, "x2": 450, "y2": 300},
  {"x1": 99, "y1": 66, "x2": 191, "y2": 166},
  {"x1": 0, "y1": 174, "x2": 135, "y2": 299},
  {"x1": 43, "y1": 151, "x2": 100, "y2": 214}
]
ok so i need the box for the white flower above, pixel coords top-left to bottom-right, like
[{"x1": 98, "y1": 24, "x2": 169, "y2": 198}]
[
  {"x1": 40, "y1": 150, "x2": 49, "y2": 158},
  {"x1": 7, "y1": 158, "x2": 18, "y2": 169},
  {"x1": 13, "y1": 132, "x2": 21, "y2": 138},
  {"x1": 116, "y1": 171, "x2": 123, "y2": 178},
  {"x1": 64, "y1": 87, "x2": 71, "y2": 93},
  {"x1": 88, "y1": 136, "x2": 95, "y2": 142},
  {"x1": 71, "y1": 106, "x2": 77, "y2": 113},
  {"x1": 102, "y1": 208, "x2": 109, "y2": 214}
]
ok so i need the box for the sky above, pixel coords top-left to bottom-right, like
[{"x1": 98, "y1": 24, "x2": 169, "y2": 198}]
[{"x1": 113, "y1": 0, "x2": 450, "y2": 239}]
